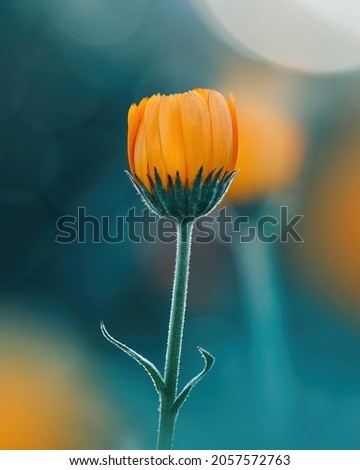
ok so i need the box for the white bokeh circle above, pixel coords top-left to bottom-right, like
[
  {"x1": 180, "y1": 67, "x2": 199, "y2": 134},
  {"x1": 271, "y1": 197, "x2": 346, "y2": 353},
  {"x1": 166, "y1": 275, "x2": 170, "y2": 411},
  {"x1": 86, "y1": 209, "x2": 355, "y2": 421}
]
[{"x1": 191, "y1": 0, "x2": 360, "y2": 73}]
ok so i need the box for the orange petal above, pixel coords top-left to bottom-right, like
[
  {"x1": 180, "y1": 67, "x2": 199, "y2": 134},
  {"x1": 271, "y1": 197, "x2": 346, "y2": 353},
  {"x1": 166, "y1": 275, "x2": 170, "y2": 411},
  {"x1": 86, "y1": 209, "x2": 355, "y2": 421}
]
[
  {"x1": 193, "y1": 88, "x2": 210, "y2": 103},
  {"x1": 143, "y1": 94, "x2": 168, "y2": 185},
  {"x1": 127, "y1": 97, "x2": 148, "y2": 174},
  {"x1": 181, "y1": 91, "x2": 211, "y2": 184},
  {"x1": 227, "y1": 92, "x2": 238, "y2": 173},
  {"x1": 158, "y1": 94, "x2": 187, "y2": 183},
  {"x1": 208, "y1": 90, "x2": 233, "y2": 175},
  {"x1": 137, "y1": 96, "x2": 148, "y2": 120},
  {"x1": 133, "y1": 121, "x2": 150, "y2": 190},
  {"x1": 127, "y1": 104, "x2": 140, "y2": 173}
]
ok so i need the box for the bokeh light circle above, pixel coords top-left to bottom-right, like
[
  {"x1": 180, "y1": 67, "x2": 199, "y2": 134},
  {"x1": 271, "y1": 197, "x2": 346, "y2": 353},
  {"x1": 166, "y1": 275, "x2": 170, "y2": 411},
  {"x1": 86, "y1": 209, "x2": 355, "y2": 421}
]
[
  {"x1": 44, "y1": 0, "x2": 147, "y2": 46},
  {"x1": 191, "y1": 0, "x2": 360, "y2": 73},
  {"x1": 17, "y1": 50, "x2": 102, "y2": 131}
]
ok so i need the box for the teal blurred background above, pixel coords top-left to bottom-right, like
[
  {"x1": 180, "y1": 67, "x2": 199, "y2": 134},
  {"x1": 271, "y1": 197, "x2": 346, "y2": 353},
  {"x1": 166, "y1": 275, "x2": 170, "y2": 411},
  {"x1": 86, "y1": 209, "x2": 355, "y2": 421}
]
[{"x1": 1, "y1": 0, "x2": 360, "y2": 450}]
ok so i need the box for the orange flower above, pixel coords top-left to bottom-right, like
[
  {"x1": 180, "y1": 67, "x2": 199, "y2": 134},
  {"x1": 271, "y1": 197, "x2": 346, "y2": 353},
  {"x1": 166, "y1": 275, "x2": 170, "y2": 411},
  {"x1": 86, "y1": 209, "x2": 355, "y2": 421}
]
[
  {"x1": 128, "y1": 89, "x2": 238, "y2": 190},
  {"x1": 127, "y1": 89, "x2": 238, "y2": 220}
]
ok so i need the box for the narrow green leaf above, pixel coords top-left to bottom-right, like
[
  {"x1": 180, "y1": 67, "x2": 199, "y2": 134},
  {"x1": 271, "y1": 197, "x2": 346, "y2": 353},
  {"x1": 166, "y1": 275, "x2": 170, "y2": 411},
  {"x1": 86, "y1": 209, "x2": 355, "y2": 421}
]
[
  {"x1": 100, "y1": 320, "x2": 164, "y2": 395},
  {"x1": 172, "y1": 347, "x2": 215, "y2": 413}
]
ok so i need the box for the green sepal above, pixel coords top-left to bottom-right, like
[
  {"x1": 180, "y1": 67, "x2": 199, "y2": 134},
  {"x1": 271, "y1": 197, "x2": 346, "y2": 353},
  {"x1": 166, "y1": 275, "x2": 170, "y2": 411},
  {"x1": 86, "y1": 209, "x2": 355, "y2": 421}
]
[
  {"x1": 128, "y1": 167, "x2": 238, "y2": 221},
  {"x1": 207, "y1": 171, "x2": 238, "y2": 213},
  {"x1": 174, "y1": 172, "x2": 186, "y2": 218},
  {"x1": 166, "y1": 174, "x2": 182, "y2": 220},
  {"x1": 201, "y1": 168, "x2": 224, "y2": 214},
  {"x1": 171, "y1": 347, "x2": 215, "y2": 414},
  {"x1": 197, "y1": 170, "x2": 215, "y2": 215},
  {"x1": 125, "y1": 171, "x2": 163, "y2": 217},
  {"x1": 151, "y1": 170, "x2": 173, "y2": 218},
  {"x1": 187, "y1": 167, "x2": 203, "y2": 215},
  {"x1": 100, "y1": 320, "x2": 164, "y2": 395}
]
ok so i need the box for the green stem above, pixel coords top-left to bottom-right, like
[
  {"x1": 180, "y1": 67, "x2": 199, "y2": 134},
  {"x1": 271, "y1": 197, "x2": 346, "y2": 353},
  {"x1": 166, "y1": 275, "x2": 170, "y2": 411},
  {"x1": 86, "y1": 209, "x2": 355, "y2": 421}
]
[{"x1": 157, "y1": 219, "x2": 194, "y2": 450}]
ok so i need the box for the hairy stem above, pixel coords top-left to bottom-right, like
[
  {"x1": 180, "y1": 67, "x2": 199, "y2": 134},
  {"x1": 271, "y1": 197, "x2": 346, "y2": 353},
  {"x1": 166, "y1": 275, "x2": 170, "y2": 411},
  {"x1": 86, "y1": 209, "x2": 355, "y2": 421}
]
[{"x1": 157, "y1": 219, "x2": 193, "y2": 450}]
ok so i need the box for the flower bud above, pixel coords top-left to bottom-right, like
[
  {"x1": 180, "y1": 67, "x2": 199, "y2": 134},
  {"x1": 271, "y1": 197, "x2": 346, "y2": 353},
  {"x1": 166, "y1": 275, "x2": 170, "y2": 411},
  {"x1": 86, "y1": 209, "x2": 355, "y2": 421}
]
[{"x1": 127, "y1": 89, "x2": 238, "y2": 220}]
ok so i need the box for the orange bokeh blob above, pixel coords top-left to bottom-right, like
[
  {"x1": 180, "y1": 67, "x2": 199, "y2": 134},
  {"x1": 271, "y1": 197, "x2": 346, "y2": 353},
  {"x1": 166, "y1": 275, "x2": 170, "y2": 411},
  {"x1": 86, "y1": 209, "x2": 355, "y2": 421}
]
[
  {"x1": 292, "y1": 133, "x2": 360, "y2": 310},
  {"x1": 227, "y1": 97, "x2": 305, "y2": 203},
  {"x1": 0, "y1": 326, "x2": 119, "y2": 449}
]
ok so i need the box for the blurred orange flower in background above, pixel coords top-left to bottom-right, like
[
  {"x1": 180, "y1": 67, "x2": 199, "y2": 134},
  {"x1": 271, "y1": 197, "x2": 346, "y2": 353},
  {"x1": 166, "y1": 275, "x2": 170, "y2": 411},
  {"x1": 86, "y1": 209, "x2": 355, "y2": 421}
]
[
  {"x1": 0, "y1": 322, "x2": 120, "y2": 450},
  {"x1": 226, "y1": 97, "x2": 305, "y2": 203},
  {"x1": 290, "y1": 131, "x2": 360, "y2": 311}
]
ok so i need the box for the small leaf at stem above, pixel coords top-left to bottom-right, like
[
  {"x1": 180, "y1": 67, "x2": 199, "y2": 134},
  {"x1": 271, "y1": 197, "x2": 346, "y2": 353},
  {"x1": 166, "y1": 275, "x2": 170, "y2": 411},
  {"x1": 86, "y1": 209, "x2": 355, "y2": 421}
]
[
  {"x1": 171, "y1": 347, "x2": 215, "y2": 414},
  {"x1": 100, "y1": 320, "x2": 164, "y2": 395}
]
